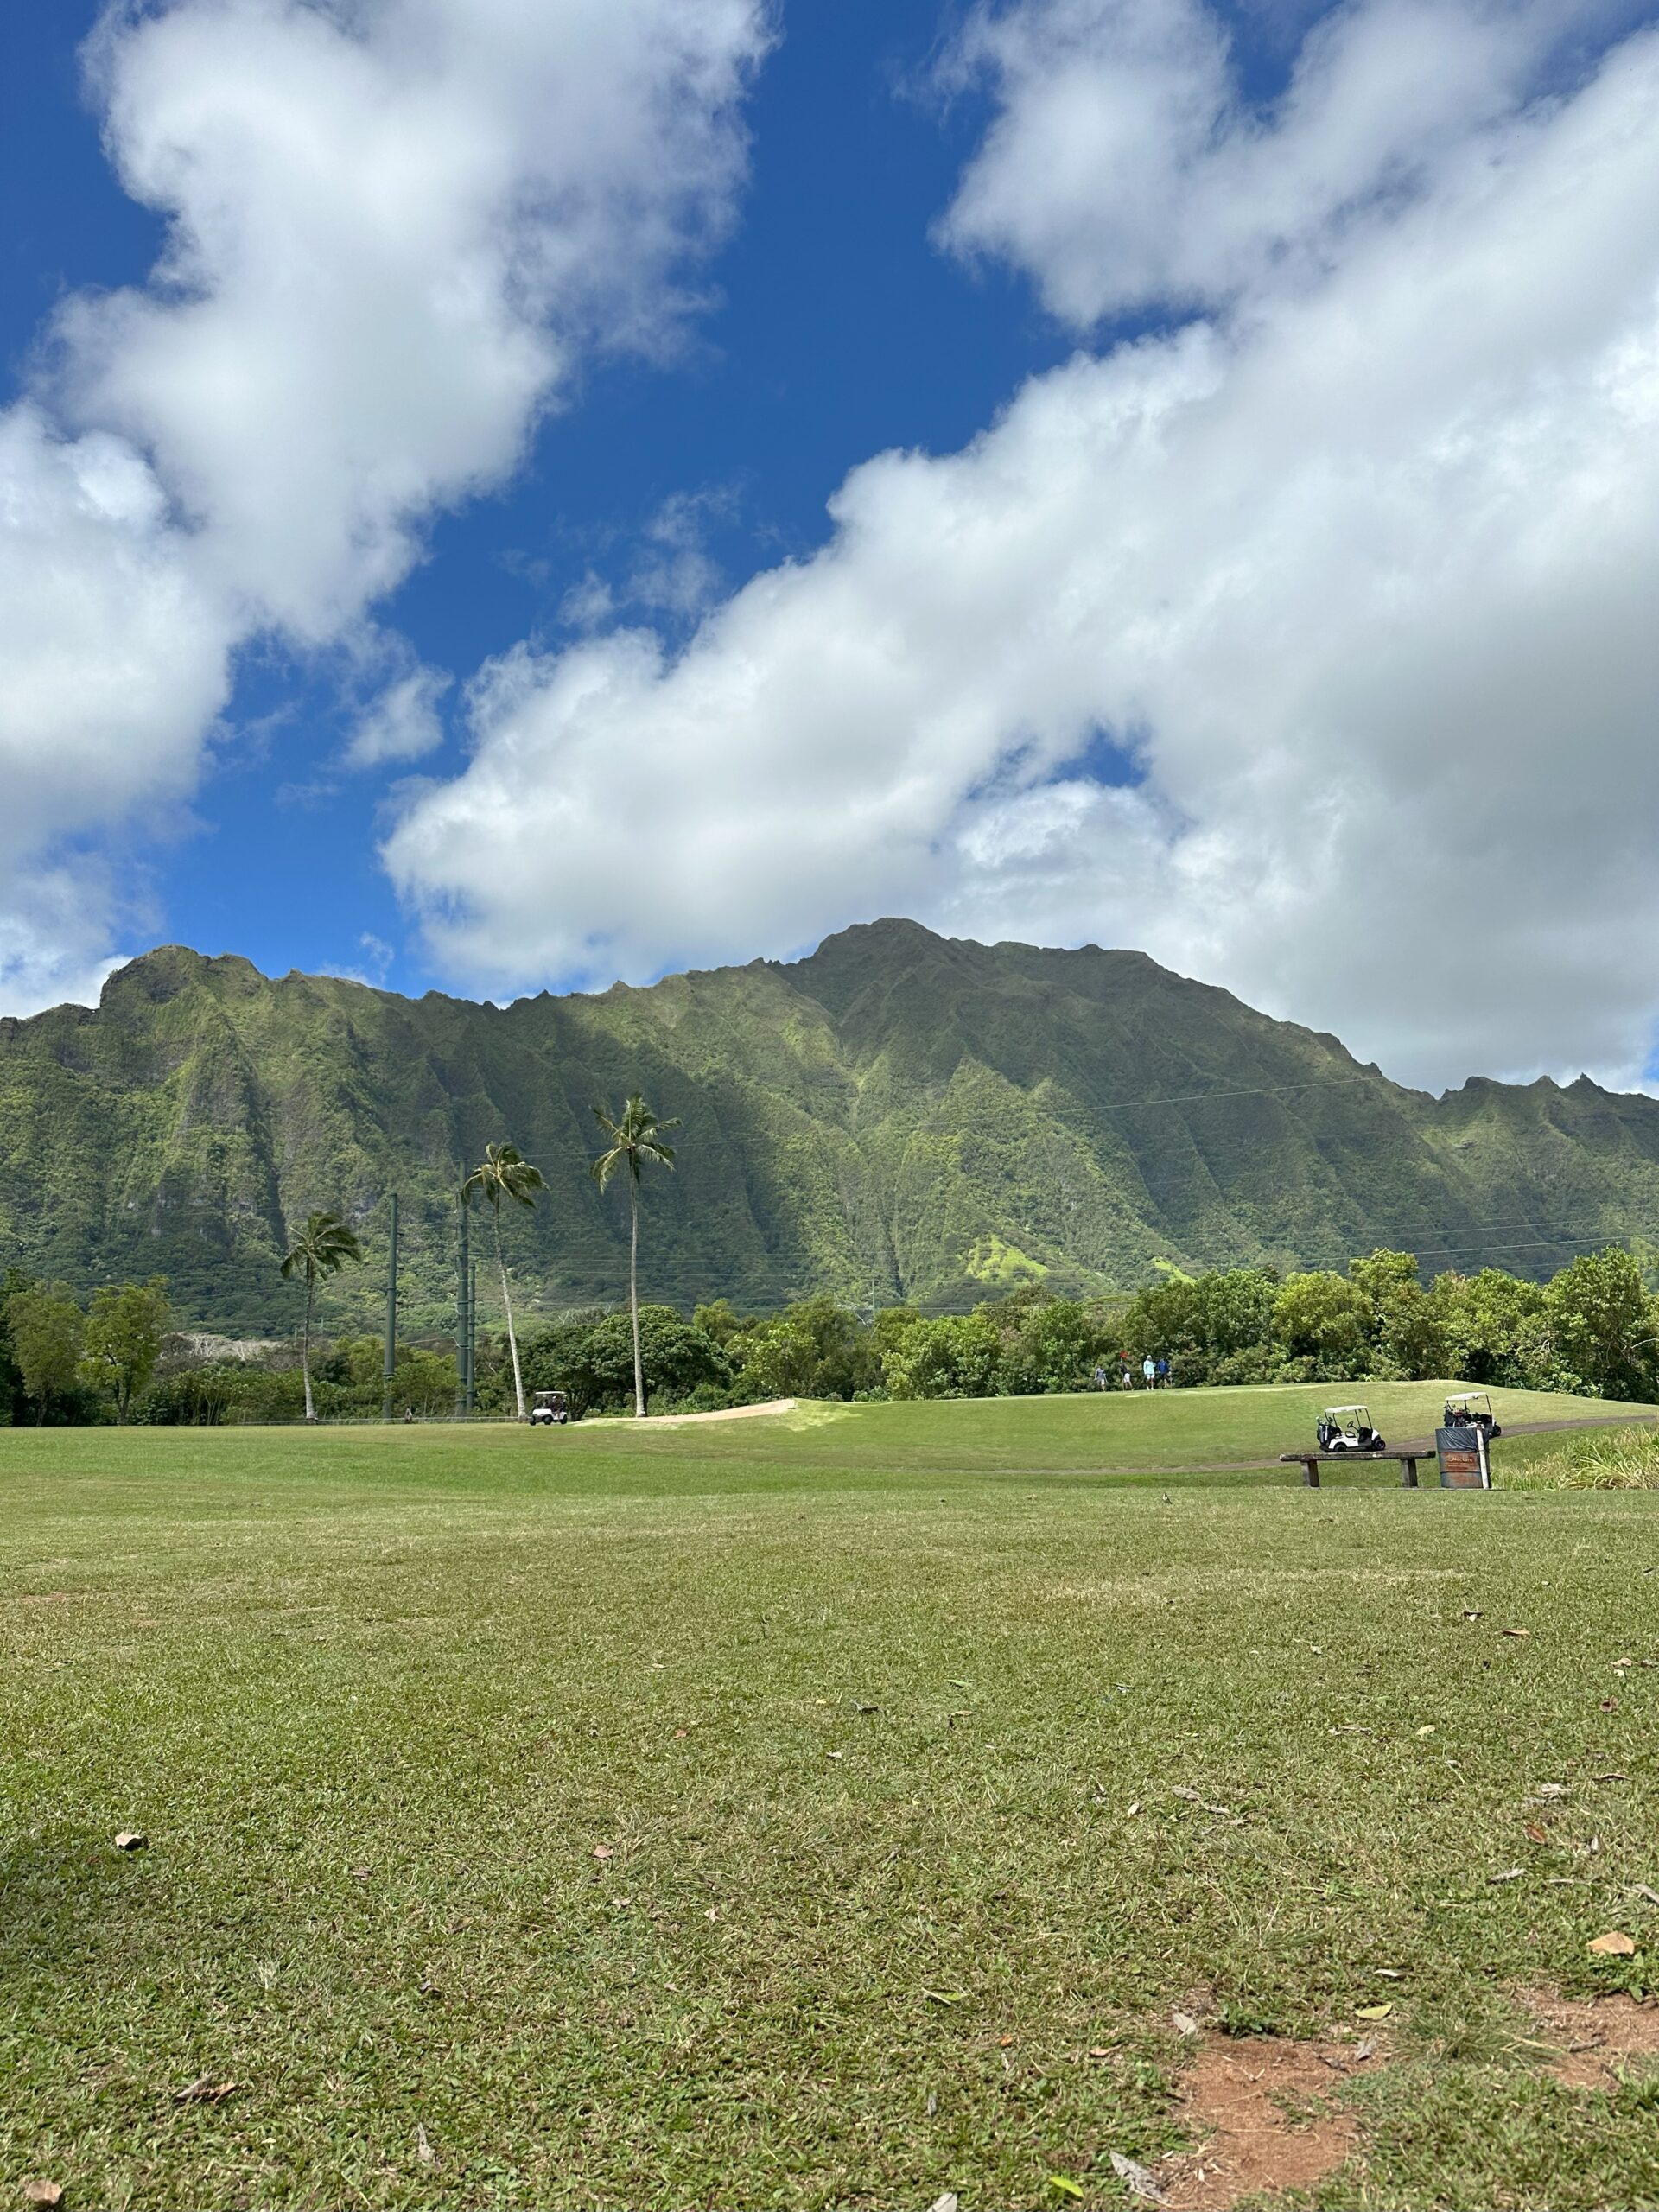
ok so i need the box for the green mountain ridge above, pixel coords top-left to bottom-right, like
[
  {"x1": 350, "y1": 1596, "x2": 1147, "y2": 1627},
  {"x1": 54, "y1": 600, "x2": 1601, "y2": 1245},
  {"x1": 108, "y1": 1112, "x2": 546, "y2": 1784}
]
[{"x1": 3, "y1": 918, "x2": 1656, "y2": 1335}]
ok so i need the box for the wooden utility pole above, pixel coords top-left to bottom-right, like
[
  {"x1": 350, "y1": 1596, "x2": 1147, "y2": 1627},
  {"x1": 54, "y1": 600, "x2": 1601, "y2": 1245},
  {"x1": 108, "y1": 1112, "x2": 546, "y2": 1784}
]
[{"x1": 382, "y1": 1192, "x2": 399, "y2": 1421}]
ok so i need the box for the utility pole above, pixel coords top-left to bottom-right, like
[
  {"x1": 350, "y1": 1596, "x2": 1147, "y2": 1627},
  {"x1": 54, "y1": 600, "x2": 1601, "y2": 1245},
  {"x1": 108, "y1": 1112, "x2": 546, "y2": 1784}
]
[
  {"x1": 456, "y1": 1194, "x2": 470, "y2": 1417},
  {"x1": 467, "y1": 1261, "x2": 478, "y2": 1413},
  {"x1": 382, "y1": 1191, "x2": 399, "y2": 1421}
]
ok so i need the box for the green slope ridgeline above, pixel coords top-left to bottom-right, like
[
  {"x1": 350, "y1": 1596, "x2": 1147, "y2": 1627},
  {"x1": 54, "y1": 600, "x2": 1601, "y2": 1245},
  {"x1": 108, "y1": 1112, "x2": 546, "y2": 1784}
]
[{"x1": 3, "y1": 918, "x2": 1659, "y2": 1334}]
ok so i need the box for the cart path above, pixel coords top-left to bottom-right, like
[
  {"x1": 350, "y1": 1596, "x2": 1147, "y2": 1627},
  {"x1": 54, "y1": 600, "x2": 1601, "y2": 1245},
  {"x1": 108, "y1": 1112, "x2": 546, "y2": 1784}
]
[{"x1": 579, "y1": 1397, "x2": 801, "y2": 1429}]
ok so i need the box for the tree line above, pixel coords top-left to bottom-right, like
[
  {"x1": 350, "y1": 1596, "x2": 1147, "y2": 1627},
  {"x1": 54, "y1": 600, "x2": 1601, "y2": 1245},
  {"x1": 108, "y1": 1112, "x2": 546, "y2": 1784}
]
[
  {"x1": 6, "y1": 1236, "x2": 1656, "y2": 1427},
  {"x1": 501, "y1": 1243, "x2": 1659, "y2": 1413}
]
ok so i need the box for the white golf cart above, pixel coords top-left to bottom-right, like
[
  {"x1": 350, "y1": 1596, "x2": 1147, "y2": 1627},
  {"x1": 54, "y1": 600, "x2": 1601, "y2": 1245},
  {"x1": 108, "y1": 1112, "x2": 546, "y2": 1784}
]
[
  {"x1": 1444, "y1": 1390, "x2": 1500, "y2": 1437},
  {"x1": 1316, "y1": 1404, "x2": 1388, "y2": 1453},
  {"x1": 530, "y1": 1389, "x2": 570, "y2": 1427}
]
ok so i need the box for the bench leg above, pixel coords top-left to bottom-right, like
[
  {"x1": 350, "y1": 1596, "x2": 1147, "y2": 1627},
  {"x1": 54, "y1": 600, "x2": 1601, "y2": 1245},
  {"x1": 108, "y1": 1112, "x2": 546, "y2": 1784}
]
[
  {"x1": 1401, "y1": 1457, "x2": 1419, "y2": 1489},
  {"x1": 1302, "y1": 1458, "x2": 1320, "y2": 1488}
]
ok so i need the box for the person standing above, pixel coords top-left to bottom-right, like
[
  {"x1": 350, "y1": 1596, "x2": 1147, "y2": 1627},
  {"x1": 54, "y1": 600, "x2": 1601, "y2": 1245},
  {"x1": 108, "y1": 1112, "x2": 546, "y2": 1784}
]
[
  {"x1": 1142, "y1": 1354, "x2": 1156, "y2": 1389},
  {"x1": 1092, "y1": 1363, "x2": 1108, "y2": 1392}
]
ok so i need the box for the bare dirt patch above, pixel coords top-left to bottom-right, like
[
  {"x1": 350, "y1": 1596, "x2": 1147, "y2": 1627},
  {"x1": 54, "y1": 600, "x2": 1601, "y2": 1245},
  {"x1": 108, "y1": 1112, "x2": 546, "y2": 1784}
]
[
  {"x1": 1520, "y1": 1988, "x2": 1659, "y2": 2090},
  {"x1": 1155, "y1": 2031, "x2": 1370, "y2": 2210}
]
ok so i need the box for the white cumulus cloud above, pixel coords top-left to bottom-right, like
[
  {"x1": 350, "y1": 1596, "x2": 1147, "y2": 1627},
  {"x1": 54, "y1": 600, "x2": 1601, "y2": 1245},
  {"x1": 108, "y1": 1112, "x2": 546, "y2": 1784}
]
[
  {"x1": 346, "y1": 664, "x2": 452, "y2": 769},
  {"x1": 385, "y1": 3, "x2": 1659, "y2": 1089},
  {"x1": 936, "y1": 0, "x2": 1637, "y2": 323},
  {"x1": 0, "y1": 0, "x2": 768, "y2": 1013}
]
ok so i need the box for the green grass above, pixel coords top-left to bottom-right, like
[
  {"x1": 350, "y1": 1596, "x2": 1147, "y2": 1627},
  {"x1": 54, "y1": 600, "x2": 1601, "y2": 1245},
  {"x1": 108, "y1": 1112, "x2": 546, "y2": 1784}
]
[{"x1": 5, "y1": 1384, "x2": 1659, "y2": 2209}]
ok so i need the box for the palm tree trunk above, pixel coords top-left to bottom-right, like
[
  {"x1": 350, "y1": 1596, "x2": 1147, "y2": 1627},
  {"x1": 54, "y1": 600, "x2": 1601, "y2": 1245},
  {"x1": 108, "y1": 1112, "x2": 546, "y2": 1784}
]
[
  {"x1": 630, "y1": 1177, "x2": 645, "y2": 1419},
  {"x1": 494, "y1": 1200, "x2": 526, "y2": 1420},
  {"x1": 302, "y1": 1271, "x2": 316, "y2": 1423}
]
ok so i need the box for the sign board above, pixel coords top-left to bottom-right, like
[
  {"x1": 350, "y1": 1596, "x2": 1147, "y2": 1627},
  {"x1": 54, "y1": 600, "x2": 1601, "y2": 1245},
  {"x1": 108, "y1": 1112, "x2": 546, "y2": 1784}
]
[{"x1": 1436, "y1": 1425, "x2": 1491, "y2": 1489}]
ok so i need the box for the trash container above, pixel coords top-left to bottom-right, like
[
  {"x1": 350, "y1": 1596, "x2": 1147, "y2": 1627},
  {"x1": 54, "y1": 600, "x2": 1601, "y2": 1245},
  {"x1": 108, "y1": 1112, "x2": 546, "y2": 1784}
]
[{"x1": 1435, "y1": 1425, "x2": 1491, "y2": 1489}]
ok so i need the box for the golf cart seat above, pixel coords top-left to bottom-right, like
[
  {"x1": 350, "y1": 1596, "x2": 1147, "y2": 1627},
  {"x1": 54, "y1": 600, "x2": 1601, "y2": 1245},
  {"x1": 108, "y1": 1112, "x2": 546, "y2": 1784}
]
[{"x1": 1316, "y1": 1403, "x2": 1387, "y2": 1453}]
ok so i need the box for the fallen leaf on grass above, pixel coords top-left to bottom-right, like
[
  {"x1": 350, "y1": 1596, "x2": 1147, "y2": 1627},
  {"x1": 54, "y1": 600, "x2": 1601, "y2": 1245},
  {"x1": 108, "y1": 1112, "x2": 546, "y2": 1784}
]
[
  {"x1": 1355, "y1": 2038, "x2": 1377, "y2": 2062},
  {"x1": 1088, "y1": 2044, "x2": 1112, "y2": 2058},
  {"x1": 1048, "y1": 2176, "x2": 1086, "y2": 2201},
  {"x1": 1595, "y1": 1772, "x2": 1629, "y2": 1784},
  {"x1": 1490, "y1": 1868, "x2": 1526, "y2": 1884},
  {"x1": 173, "y1": 2075, "x2": 240, "y2": 2105},
  {"x1": 826, "y1": 1751, "x2": 844, "y2": 1761},
  {"x1": 21, "y1": 2183, "x2": 63, "y2": 2207},
  {"x1": 928, "y1": 2196, "x2": 960, "y2": 2212},
  {"x1": 1109, "y1": 2150, "x2": 1166, "y2": 2201},
  {"x1": 112, "y1": 1831, "x2": 146, "y2": 1852},
  {"x1": 704, "y1": 1906, "x2": 720, "y2": 1922},
  {"x1": 1536, "y1": 1783, "x2": 1569, "y2": 1799},
  {"x1": 1632, "y1": 1885, "x2": 1659, "y2": 1906},
  {"x1": 1376, "y1": 1968, "x2": 1405, "y2": 1980},
  {"x1": 1501, "y1": 1628, "x2": 1531, "y2": 1638},
  {"x1": 1126, "y1": 1801, "x2": 1142, "y2": 1817},
  {"x1": 1415, "y1": 1725, "x2": 1436, "y2": 1738},
  {"x1": 1172, "y1": 2010, "x2": 1200, "y2": 2036},
  {"x1": 592, "y1": 1846, "x2": 613, "y2": 1861},
  {"x1": 416, "y1": 2124, "x2": 435, "y2": 2168},
  {"x1": 1171, "y1": 1787, "x2": 1202, "y2": 1802},
  {"x1": 1355, "y1": 2004, "x2": 1394, "y2": 2021},
  {"x1": 1600, "y1": 1699, "x2": 1619, "y2": 1713},
  {"x1": 1525, "y1": 1824, "x2": 1548, "y2": 1846},
  {"x1": 923, "y1": 1989, "x2": 969, "y2": 2005},
  {"x1": 1588, "y1": 1932, "x2": 1638, "y2": 1956}
]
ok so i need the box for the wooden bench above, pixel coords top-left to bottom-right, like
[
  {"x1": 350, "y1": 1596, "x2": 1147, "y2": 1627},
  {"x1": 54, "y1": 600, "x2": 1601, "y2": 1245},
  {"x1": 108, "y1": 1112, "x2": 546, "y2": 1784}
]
[{"x1": 1278, "y1": 1451, "x2": 1426, "y2": 1489}]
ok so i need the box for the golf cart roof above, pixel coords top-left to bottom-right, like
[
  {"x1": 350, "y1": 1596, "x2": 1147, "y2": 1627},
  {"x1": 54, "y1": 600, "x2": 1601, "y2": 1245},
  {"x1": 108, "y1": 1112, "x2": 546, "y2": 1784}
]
[
  {"x1": 1325, "y1": 1405, "x2": 1371, "y2": 1415},
  {"x1": 1446, "y1": 1390, "x2": 1490, "y2": 1402}
]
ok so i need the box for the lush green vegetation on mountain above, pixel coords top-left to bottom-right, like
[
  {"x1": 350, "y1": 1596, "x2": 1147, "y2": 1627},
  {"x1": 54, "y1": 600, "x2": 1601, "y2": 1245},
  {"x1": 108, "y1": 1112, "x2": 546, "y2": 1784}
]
[{"x1": 5, "y1": 918, "x2": 1659, "y2": 1337}]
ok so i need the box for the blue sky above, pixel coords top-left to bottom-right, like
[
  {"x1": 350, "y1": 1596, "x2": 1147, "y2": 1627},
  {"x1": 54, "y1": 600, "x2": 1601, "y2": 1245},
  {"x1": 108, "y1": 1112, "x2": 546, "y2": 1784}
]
[
  {"x1": 3, "y1": 0, "x2": 1071, "y2": 987},
  {"x1": 3, "y1": 0, "x2": 1658, "y2": 1089}
]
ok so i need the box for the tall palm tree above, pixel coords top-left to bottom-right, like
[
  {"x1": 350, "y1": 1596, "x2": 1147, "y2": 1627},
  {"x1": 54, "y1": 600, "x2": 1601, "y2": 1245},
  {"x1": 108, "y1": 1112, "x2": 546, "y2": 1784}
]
[
  {"x1": 461, "y1": 1141, "x2": 548, "y2": 1421},
  {"x1": 280, "y1": 1211, "x2": 365, "y2": 1422},
  {"x1": 590, "y1": 1094, "x2": 681, "y2": 1419}
]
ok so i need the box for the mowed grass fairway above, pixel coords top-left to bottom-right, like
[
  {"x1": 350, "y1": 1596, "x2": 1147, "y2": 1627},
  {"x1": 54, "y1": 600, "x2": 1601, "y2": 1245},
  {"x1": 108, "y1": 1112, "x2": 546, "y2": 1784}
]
[{"x1": 5, "y1": 1384, "x2": 1659, "y2": 2209}]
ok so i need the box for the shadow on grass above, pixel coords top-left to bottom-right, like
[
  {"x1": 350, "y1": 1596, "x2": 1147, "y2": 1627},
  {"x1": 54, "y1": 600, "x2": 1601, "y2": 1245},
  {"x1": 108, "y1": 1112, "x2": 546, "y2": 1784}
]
[{"x1": 0, "y1": 1827, "x2": 167, "y2": 1974}]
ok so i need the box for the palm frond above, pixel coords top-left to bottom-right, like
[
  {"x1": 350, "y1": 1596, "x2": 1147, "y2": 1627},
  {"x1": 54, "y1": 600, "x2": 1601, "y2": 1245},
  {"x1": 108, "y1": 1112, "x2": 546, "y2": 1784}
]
[
  {"x1": 463, "y1": 1140, "x2": 546, "y2": 1211},
  {"x1": 280, "y1": 1209, "x2": 365, "y2": 1281}
]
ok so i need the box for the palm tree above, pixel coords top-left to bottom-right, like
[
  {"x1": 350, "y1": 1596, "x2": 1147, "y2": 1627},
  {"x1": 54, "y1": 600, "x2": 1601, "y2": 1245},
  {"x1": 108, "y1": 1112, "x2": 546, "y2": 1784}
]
[
  {"x1": 461, "y1": 1141, "x2": 548, "y2": 1421},
  {"x1": 590, "y1": 1094, "x2": 681, "y2": 1419},
  {"x1": 280, "y1": 1211, "x2": 365, "y2": 1421}
]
